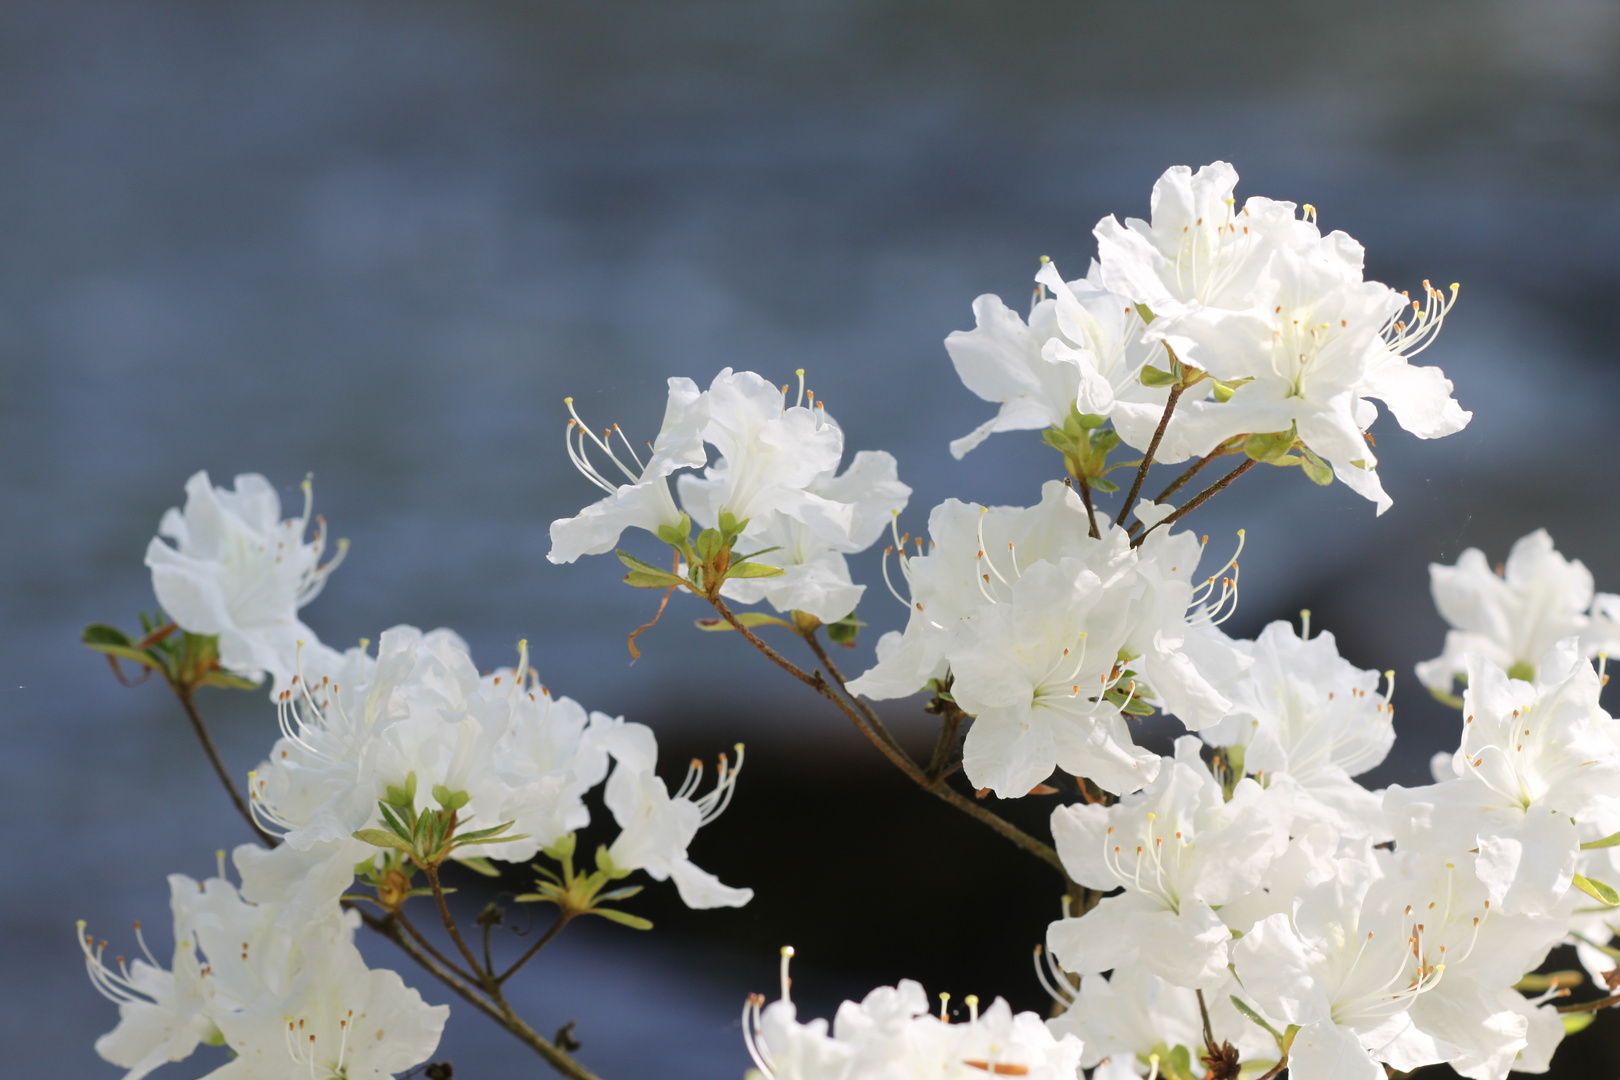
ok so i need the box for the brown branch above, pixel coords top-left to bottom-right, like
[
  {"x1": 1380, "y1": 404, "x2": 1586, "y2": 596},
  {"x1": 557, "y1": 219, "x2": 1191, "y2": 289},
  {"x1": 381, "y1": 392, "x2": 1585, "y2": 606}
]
[
  {"x1": 394, "y1": 909, "x2": 481, "y2": 986},
  {"x1": 424, "y1": 866, "x2": 493, "y2": 991},
  {"x1": 712, "y1": 596, "x2": 1066, "y2": 876},
  {"x1": 1153, "y1": 438, "x2": 1241, "y2": 505},
  {"x1": 1196, "y1": 988, "x2": 1217, "y2": 1054},
  {"x1": 1117, "y1": 381, "x2": 1187, "y2": 530},
  {"x1": 497, "y1": 913, "x2": 572, "y2": 985},
  {"x1": 1073, "y1": 473, "x2": 1101, "y2": 538},
  {"x1": 175, "y1": 688, "x2": 279, "y2": 847},
  {"x1": 358, "y1": 909, "x2": 603, "y2": 1080},
  {"x1": 1254, "y1": 1055, "x2": 1288, "y2": 1080},
  {"x1": 1558, "y1": 993, "x2": 1620, "y2": 1015},
  {"x1": 1132, "y1": 457, "x2": 1256, "y2": 549},
  {"x1": 926, "y1": 706, "x2": 964, "y2": 781}
]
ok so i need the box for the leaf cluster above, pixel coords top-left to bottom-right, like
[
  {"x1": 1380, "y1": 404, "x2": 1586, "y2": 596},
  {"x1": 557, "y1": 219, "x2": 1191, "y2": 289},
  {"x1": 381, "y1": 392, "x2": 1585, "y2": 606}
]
[
  {"x1": 353, "y1": 772, "x2": 526, "y2": 871},
  {"x1": 82, "y1": 616, "x2": 257, "y2": 694},
  {"x1": 514, "y1": 833, "x2": 651, "y2": 930}
]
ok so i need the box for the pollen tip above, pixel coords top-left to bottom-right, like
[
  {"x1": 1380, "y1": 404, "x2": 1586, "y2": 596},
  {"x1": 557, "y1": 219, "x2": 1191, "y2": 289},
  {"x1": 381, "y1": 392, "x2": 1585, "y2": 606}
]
[{"x1": 780, "y1": 945, "x2": 795, "y2": 957}]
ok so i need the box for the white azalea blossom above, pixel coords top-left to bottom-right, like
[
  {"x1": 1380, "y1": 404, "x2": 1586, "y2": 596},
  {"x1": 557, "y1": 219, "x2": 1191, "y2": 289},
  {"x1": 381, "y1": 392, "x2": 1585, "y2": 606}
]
[
  {"x1": 945, "y1": 290, "x2": 1080, "y2": 459},
  {"x1": 144, "y1": 471, "x2": 346, "y2": 694},
  {"x1": 548, "y1": 376, "x2": 709, "y2": 563},
  {"x1": 680, "y1": 390, "x2": 910, "y2": 622},
  {"x1": 1200, "y1": 620, "x2": 1394, "y2": 838},
  {"x1": 743, "y1": 964, "x2": 1084, "y2": 1080},
  {"x1": 596, "y1": 718, "x2": 754, "y2": 909},
  {"x1": 1416, "y1": 529, "x2": 1620, "y2": 695},
  {"x1": 1386, "y1": 641, "x2": 1620, "y2": 915},
  {"x1": 1047, "y1": 738, "x2": 1288, "y2": 988},
  {"x1": 81, "y1": 872, "x2": 445, "y2": 1080}
]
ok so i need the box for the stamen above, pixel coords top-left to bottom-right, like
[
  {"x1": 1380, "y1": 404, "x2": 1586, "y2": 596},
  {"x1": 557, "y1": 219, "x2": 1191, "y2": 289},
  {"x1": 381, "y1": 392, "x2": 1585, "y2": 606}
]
[{"x1": 779, "y1": 945, "x2": 794, "y2": 1005}]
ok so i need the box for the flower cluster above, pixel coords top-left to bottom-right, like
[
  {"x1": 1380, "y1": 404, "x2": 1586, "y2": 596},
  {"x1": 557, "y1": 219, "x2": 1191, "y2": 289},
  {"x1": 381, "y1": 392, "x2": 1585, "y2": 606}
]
[
  {"x1": 549, "y1": 368, "x2": 910, "y2": 624},
  {"x1": 949, "y1": 161, "x2": 1469, "y2": 513},
  {"x1": 84, "y1": 161, "x2": 1620, "y2": 1080},
  {"x1": 82, "y1": 474, "x2": 754, "y2": 1079},
  {"x1": 742, "y1": 951, "x2": 1084, "y2": 1080}
]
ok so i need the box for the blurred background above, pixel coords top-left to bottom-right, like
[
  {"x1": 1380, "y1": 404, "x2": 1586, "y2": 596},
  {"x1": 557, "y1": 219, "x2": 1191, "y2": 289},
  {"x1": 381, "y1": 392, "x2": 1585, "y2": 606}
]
[{"x1": 4, "y1": 0, "x2": 1620, "y2": 1075}]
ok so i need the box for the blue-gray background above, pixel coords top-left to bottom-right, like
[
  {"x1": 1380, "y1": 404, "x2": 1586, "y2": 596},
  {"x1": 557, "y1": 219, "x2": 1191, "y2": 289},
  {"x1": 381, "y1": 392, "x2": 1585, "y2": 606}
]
[{"x1": 5, "y1": 1, "x2": 1620, "y2": 1076}]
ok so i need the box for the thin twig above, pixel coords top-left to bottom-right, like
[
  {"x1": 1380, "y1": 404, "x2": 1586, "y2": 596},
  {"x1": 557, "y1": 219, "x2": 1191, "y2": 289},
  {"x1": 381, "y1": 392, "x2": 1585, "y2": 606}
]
[
  {"x1": 1132, "y1": 457, "x2": 1256, "y2": 548},
  {"x1": 1558, "y1": 993, "x2": 1620, "y2": 1015},
  {"x1": 1117, "y1": 381, "x2": 1186, "y2": 530},
  {"x1": 712, "y1": 596, "x2": 1066, "y2": 875},
  {"x1": 1254, "y1": 1054, "x2": 1289, "y2": 1080},
  {"x1": 1195, "y1": 989, "x2": 1217, "y2": 1054},
  {"x1": 1074, "y1": 472, "x2": 1101, "y2": 538},
  {"x1": 359, "y1": 909, "x2": 603, "y2": 1080},
  {"x1": 176, "y1": 688, "x2": 279, "y2": 847},
  {"x1": 498, "y1": 914, "x2": 572, "y2": 985},
  {"x1": 1152, "y1": 438, "x2": 1241, "y2": 505},
  {"x1": 395, "y1": 909, "x2": 481, "y2": 986},
  {"x1": 926, "y1": 706, "x2": 963, "y2": 781},
  {"x1": 425, "y1": 866, "x2": 494, "y2": 991}
]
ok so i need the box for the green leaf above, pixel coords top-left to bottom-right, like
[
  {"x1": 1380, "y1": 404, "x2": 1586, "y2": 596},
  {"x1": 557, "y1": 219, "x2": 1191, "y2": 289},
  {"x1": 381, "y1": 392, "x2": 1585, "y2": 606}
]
[
  {"x1": 543, "y1": 833, "x2": 577, "y2": 861},
  {"x1": 353, "y1": 829, "x2": 414, "y2": 853},
  {"x1": 455, "y1": 855, "x2": 501, "y2": 877},
  {"x1": 826, "y1": 615, "x2": 863, "y2": 646},
  {"x1": 730, "y1": 545, "x2": 783, "y2": 565},
  {"x1": 1139, "y1": 364, "x2": 1177, "y2": 387},
  {"x1": 616, "y1": 550, "x2": 686, "y2": 588},
  {"x1": 1427, "y1": 686, "x2": 1465, "y2": 710},
  {"x1": 1091, "y1": 477, "x2": 1119, "y2": 492},
  {"x1": 1583, "y1": 831, "x2": 1620, "y2": 851},
  {"x1": 432, "y1": 785, "x2": 469, "y2": 812},
  {"x1": 1573, "y1": 874, "x2": 1620, "y2": 907},
  {"x1": 454, "y1": 821, "x2": 521, "y2": 844},
  {"x1": 1230, "y1": 997, "x2": 1283, "y2": 1041},
  {"x1": 1298, "y1": 446, "x2": 1334, "y2": 486},
  {"x1": 1563, "y1": 1012, "x2": 1596, "y2": 1035},
  {"x1": 592, "y1": 908, "x2": 653, "y2": 930},
  {"x1": 726, "y1": 562, "x2": 786, "y2": 579},
  {"x1": 694, "y1": 529, "x2": 727, "y2": 561},
  {"x1": 655, "y1": 514, "x2": 692, "y2": 548},
  {"x1": 1243, "y1": 426, "x2": 1298, "y2": 465},
  {"x1": 1077, "y1": 412, "x2": 1109, "y2": 429},
  {"x1": 1134, "y1": 303, "x2": 1156, "y2": 324},
  {"x1": 694, "y1": 612, "x2": 795, "y2": 632},
  {"x1": 81, "y1": 624, "x2": 166, "y2": 668},
  {"x1": 200, "y1": 671, "x2": 260, "y2": 690},
  {"x1": 597, "y1": 884, "x2": 645, "y2": 901}
]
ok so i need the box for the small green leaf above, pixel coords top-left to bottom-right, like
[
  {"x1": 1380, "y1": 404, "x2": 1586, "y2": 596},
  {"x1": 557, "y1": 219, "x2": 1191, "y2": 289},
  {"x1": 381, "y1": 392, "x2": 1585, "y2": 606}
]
[
  {"x1": 1507, "y1": 660, "x2": 1536, "y2": 682},
  {"x1": 543, "y1": 833, "x2": 577, "y2": 861},
  {"x1": 1574, "y1": 874, "x2": 1620, "y2": 907},
  {"x1": 695, "y1": 529, "x2": 727, "y2": 561},
  {"x1": 1134, "y1": 303, "x2": 1156, "y2": 324},
  {"x1": 726, "y1": 562, "x2": 786, "y2": 579},
  {"x1": 432, "y1": 785, "x2": 470, "y2": 812},
  {"x1": 455, "y1": 855, "x2": 501, "y2": 877},
  {"x1": 1427, "y1": 686, "x2": 1465, "y2": 710},
  {"x1": 729, "y1": 545, "x2": 783, "y2": 565},
  {"x1": 1091, "y1": 477, "x2": 1120, "y2": 493},
  {"x1": 1583, "y1": 831, "x2": 1620, "y2": 851},
  {"x1": 694, "y1": 612, "x2": 795, "y2": 632},
  {"x1": 82, "y1": 624, "x2": 134, "y2": 648},
  {"x1": 826, "y1": 615, "x2": 863, "y2": 646},
  {"x1": 200, "y1": 671, "x2": 260, "y2": 690},
  {"x1": 597, "y1": 884, "x2": 645, "y2": 901},
  {"x1": 1563, "y1": 1012, "x2": 1596, "y2": 1035},
  {"x1": 624, "y1": 569, "x2": 686, "y2": 589},
  {"x1": 1298, "y1": 446, "x2": 1334, "y2": 486},
  {"x1": 353, "y1": 829, "x2": 414, "y2": 853},
  {"x1": 1140, "y1": 364, "x2": 1177, "y2": 387},
  {"x1": 592, "y1": 908, "x2": 653, "y2": 930},
  {"x1": 1243, "y1": 426, "x2": 1298, "y2": 465},
  {"x1": 1164, "y1": 1045, "x2": 1195, "y2": 1080},
  {"x1": 1230, "y1": 997, "x2": 1283, "y2": 1041}
]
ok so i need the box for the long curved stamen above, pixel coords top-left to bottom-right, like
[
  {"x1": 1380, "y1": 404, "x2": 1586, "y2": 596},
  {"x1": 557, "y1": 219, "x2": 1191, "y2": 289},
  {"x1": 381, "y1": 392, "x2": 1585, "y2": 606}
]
[
  {"x1": 564, "y1": 420, "x2": 618, "y2": 494},
  {"x1": 780, "y1": 945, "x2": 795, "y2": 1005},
  {"x1": 880, "y1": 546, "x2": 911, "y2": 608},
  {"x1": 1382, "y1": 281, "x2": 1458, "y2": 361},
  {"x1": 674, "y1": 758, "x2": 703, "y2": 801},
  {"x1": 742, "y1": 994, "x2": 773, "y2": 1077},
  {"x1": 613, "y1": 424, "x2": 647, "y2": 473},
  {"x1": 977, "y1": 509, "x2": 1013, "y2": 588},
  {"x1": 565, "y1": 398, "x2": 641, "y2": 483},
  {"x1": 1032, "y1": 944, "x2": 1073, "y2": 1005}
]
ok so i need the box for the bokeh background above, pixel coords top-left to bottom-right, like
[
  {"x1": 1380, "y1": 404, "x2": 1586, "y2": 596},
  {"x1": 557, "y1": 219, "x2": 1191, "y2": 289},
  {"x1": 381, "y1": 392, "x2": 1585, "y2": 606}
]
[{"x1": 5, "y1": 1, "x2": 1620, "y2": 1076}]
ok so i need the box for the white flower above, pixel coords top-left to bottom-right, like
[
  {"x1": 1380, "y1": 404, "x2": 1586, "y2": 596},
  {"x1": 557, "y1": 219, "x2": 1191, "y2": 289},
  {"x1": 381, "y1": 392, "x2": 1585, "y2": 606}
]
[
  {"x1": 1231, "y1": 844, "x2": 1446, "y2": 1080},
  {"x1": 547, "y1": 376, "x2": 709, "y2": 563},
  {"x1": 1092, "y1": 161, "x2": 1303, "y2": 320},
  {"x1": 1201, "y1": 620, "x2": 1394, "y2": 839},
  {"x1": 1367, "y1": 850, "x2": 1565, "y2": 1080},
  {"x1": 144, "y1": 471, "x2": 346, "y2": 694},
  {"x1": 743, "y1": 958, "x2": 1083, "y2": 1080},
  {"x1": 945, "y1": 289, "x2": 1080, "y2": 459},
  {"x1": 1386, "y1": 641, "x2": 1620, "y2": 914},
  {"x1": 1047, "y1": 738, "x2": 1288, "y2": 988},
  {"x1": 596, "y1": 719, "x2": 753, "y2": 909},
  {"x1": 1035, "y1": 259, "x2": 1168, "y2": 421},
  {"x1": 1416, "y1": 529, "x2": 1620, "y2": 695},
  {"x1": 679, "y1": 368, "x2": 848, "y2": 530},
  {"x1": 247, "y1": 629, "x2": 609, "y2": 913},
  {"x1": 1149, "y1": 243, "x2": 1461, "y2": 514},
  {"x1": 81, "y1": 871, "x2": 446, "y2": 1080},
  {"x1": 679, "y1": 385, "x2": 910, "y2": 622}
]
